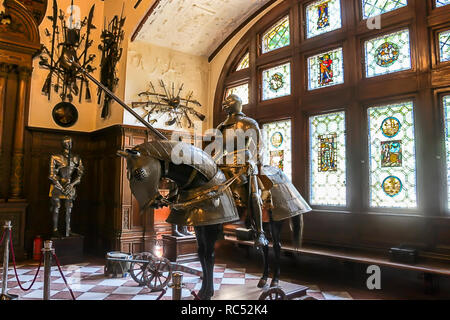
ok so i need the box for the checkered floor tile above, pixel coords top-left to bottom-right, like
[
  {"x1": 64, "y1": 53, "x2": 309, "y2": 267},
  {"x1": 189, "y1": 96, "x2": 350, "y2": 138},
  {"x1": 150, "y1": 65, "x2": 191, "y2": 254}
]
[{"x1": 0, "y1": 261, "x2": 352, "y2": 300}]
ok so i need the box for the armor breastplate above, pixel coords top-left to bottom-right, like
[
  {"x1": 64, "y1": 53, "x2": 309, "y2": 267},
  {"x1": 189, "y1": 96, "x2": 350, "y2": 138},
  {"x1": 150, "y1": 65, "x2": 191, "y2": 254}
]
[{"x1": 218, "y1": 113, "x2": 263, "y2": 167}]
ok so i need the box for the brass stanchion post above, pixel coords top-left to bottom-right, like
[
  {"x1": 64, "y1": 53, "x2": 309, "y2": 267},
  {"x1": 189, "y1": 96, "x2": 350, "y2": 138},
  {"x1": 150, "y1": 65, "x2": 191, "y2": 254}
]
[
  {"x1": 42, "y1": 240, "x2": 54, "y2": 300},
  {"x1": 1, "y1": 221, "x2": 11, "y2": 299},
  {"x1": 171, "y1": 272, "x2": 183, "y2": 300}
]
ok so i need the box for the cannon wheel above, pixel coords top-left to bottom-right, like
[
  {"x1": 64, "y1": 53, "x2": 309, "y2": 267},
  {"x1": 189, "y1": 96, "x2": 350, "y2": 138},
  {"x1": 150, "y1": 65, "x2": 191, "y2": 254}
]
[
  {"x1": 259, "y1": 287, "x2": 287, "y2": 300},
  {"x1": 130, "y1": 252, "x2": 153, "y2": 286},
  {"x1": 144, "y1": 256, "x2": 173, "y2": 292}
]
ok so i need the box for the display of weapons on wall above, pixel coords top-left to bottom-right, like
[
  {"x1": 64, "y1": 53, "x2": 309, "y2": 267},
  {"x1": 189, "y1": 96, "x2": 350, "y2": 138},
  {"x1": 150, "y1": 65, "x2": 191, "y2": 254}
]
[
  {"x1": 39, "y1": 0, "x2": 96, "y2": 103},
  {"x1": 97, "y1": 6, "x2": 126, "y2": 119},
  {"x1": 132, "y1": 80, "x2": 205, "y2": 129}
]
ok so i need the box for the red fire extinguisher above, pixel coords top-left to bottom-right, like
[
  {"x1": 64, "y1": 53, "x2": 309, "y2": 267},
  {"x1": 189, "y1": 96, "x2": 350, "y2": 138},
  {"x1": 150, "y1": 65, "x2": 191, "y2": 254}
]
[{"x1": 33, "y1": 235, "x2": 42, "y2": 261}]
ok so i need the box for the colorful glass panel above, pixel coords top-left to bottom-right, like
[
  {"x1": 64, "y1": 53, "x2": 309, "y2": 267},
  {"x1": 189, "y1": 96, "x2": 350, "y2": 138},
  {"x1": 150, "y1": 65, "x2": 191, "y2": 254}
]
[
  {"x1": 306, "y1": 0, "x2": 342, "y2": 39},
  {"x1": 436, "y1": 0, "x2": 450, "y2": 7},
  {"x1": 381, "y1": 141, "x2": 402, "y2": 167},
  {"x1": 225, "y1": 83, "x2": 249, "y2": 105},
  {"x1": 439, "y1": 30, "x2": 450, "y2": 63},
  {"x1": 236, "y1": 52, "x2": 250, "y2": 71},
  {"x1": 365, "y1": 29, "x2": 411, "y2": 78},
  {"x1": 444, "y1": 95, "x2": 450, "y2": 209},
  {"x1": 262, "y1": 120, "x2": 292, "y2": 180},
  {"x1": 262, "y1": 63, "x2": 291, "y2": 101},
  {"x1": 261, "y1": 16, "x2": 290, "y2": 54},
  {"x1": 318, "y1": 133, "x2": 338, "y2": 172},
  {"x1": 362, "y1": 0, "x2": 407, "y2": 19},
  {"x1": 310, "y1": 112, "x2": 346, "y2": 206},
  {"x1": 368, "y1": 101, "x2": 417, "y2": 208},
  {"x1": 308, "y1": 47, "x2": 344, "y2": 90}
]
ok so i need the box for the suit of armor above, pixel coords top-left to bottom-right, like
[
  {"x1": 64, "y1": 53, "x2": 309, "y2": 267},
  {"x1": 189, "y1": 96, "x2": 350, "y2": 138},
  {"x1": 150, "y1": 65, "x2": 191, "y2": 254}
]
[
  {"x1": 217, "y1": 94, "x2": 269, "y2": 248},
  {"x1": 49, "y1": 136, "x2": 84, "y2": 237}
]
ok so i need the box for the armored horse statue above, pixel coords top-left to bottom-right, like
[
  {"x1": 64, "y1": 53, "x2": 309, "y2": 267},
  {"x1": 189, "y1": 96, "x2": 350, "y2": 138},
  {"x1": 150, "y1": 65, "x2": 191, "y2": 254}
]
[{"x1": 118, "y1": 140, "x2": 311, "y2": 299}]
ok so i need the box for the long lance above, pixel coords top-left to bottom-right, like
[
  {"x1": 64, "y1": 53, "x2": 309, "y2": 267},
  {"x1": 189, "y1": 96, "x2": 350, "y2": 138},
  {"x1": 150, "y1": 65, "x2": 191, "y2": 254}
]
[
  {"x1": 79, "y1": 4, "x2": 95, "y2": 103},
  {"x1": 46, "y1": 0, "x2": 58, "y2": 100},
  {"x1": 72, "y1": 60, "x2": 167, "y2": 140}
]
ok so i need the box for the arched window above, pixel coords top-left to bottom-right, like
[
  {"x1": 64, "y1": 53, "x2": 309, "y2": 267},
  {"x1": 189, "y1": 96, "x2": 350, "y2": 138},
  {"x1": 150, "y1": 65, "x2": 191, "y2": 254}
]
[{"x1": 214, "y1": 0, "x2": 450, "y2": 216}]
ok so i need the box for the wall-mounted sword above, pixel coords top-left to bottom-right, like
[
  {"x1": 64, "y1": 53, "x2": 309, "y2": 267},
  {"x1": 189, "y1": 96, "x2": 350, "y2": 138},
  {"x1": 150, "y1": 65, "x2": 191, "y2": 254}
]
[{"x1": 70, "y1": 59, "x2": 167, "y2": 140}]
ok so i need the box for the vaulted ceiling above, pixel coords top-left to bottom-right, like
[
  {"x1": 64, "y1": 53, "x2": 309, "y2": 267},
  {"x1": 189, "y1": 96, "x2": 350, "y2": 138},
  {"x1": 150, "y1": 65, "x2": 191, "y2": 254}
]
[{"x1": 134, "y1": 0, "x2": 271, "y2": 57}]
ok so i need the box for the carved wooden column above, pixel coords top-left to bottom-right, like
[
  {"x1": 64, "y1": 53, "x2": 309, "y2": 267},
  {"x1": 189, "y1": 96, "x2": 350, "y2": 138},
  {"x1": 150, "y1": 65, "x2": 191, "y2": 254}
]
[
  {"x1": 9, "y1": 66, "x2": 31, "y2": 200},
  {"x1": 0, "y1": 63, "x2": 8, "y2": 200},
  {"x1": 0, "y1": 0, "x2": 41, "y2": 260}
]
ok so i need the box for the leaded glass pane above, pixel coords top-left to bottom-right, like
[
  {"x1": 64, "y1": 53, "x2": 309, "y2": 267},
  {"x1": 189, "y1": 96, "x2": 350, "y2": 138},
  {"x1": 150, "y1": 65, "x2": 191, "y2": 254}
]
[
  {"x1": 308, "y1": 47, "x2": 344, "y2": 90},
  {"x1": 306, "y1": 0, "x2": 342, "y2": 39},
  {"x1": 365, "y1": 29, "x2": 411, "y2": 78},
  {"x1": 262, "y1": 16, "x2": 290, "y2": 54},
  {"x1": 444, "y1": 96, "x2": 450, "y2": 209},
  {"x1": 368, "y1": 101, "x2": 417, "y2": 208},
  {"x1": 439, "y1": 30, "x2": 450, "y2": 63},
  {"x1": 362, "y1": 0, "x2": 408, "y2": 19},
  {"x1": 310, "y1": 112, "x2": 346, "y2": 206},
  {"x1": 262, "y1": 63, "x2": 291, "y2": 101},
  {"x1": 236, "y1": 52, "x2": 249, "y2": 71},
  {"x1": 262, "y1": 120, "x2": 292, "y2": 181},
  {"x1": 436, "y1": 0, "x2": 450, "y2": 7},
  {"x1": 225, "y1": 83, "x2": 249, "y2": 105}
]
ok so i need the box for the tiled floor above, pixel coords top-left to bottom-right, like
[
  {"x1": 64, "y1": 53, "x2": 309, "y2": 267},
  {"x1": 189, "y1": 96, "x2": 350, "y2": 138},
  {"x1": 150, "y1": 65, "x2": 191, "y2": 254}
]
[{"x1": 1, "y1": 260, "x2": 352, "y2": 300}]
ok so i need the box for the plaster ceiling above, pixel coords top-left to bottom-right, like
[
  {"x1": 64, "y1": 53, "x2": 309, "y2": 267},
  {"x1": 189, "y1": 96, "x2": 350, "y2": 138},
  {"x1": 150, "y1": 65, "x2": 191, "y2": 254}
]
[{"x1": 134, "y1": 0, "x2": 271, "y2": 57}]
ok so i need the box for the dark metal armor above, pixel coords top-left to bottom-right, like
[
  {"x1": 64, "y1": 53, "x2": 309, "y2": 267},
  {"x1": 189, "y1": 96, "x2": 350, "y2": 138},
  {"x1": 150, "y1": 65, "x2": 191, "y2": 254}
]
[
  {"x1": 217, "y1": 94, "x2": 269, "y2": 248},
  {"x1": 49, "y1": 136, "x2": 84, "y2": 237},
  {"x1": 128, "y1": 140, "x2": 240, "y2": 227}
]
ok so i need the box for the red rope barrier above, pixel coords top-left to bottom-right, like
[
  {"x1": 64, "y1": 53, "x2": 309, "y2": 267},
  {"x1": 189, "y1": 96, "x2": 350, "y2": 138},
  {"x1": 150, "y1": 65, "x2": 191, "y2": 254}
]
[
  {"x1": 52, "y1": 253, "x2": 76, "y2": 300},
  {"x1": 191, "y1": 290, "x2": 201, "y2": 300},
  {"x1": 156, "y1": 288, "x2": 166, "y2": 300},
  {"x1": 9, "y1": 232, "x2": 43, "y2": 292},
  {"x1": 0, "y1": 229, "x2": 5, "y2": 245}
]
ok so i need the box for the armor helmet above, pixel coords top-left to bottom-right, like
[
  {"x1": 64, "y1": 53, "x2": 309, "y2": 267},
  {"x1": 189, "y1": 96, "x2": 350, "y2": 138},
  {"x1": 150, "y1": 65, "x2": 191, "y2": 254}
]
[
  {"x1": 62, "y1": 136, "x2": 73, "y2": 151},
  {"x1": 223, "y1": 94, "x2": 243, "y2": 115}
]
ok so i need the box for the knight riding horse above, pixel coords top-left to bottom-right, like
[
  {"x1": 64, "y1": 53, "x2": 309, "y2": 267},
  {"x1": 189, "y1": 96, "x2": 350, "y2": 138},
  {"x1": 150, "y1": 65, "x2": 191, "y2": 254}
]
[
  {"x1": 72, "y1": 58, "x2": 311, "y2": 300},
  {"x1": 217, "y1": 94, "x2": 269, "y2": 249},
  {"x1": 217, "y1": 94, "x2": 311, "y2": 288}
]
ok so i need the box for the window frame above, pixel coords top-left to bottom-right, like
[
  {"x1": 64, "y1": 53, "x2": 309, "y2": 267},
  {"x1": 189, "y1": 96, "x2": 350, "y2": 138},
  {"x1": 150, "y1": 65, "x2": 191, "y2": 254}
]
[
  {"x1": 302, "y1": 0, "x2": 344, "y2": 40},
  {"x1": 258, "y1": 12, "x2": 293, "y2": 57},
  {"x1": 361, "y1": 95, "x2": 421, "y2": 214},
  {"x1": 360, "y1": 25, "x2": 415, "y2": 80},
  {"x1": 358, "y1": 0, "x2": 410, "y2": 21},
  {"x1": 304, "y1": 43, "x2": 346, "y2": 92},
  {"x1": 258, "y1": 58, "x2": 294, "y2": 104},
  {"x1": 306, "y1": 107, "x2": 349, "y2": 210}
]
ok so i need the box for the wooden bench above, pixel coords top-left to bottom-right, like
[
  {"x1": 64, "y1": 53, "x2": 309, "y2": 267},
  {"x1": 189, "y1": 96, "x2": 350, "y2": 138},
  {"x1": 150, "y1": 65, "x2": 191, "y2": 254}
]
[{"x1": 222, "y1": 225, "x2": 450, "y2": 293}]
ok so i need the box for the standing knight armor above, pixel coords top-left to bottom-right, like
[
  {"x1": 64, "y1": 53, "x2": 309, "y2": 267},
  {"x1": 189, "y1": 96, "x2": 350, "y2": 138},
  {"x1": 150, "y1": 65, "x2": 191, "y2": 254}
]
[
  {"x1": 49, "y1": 136, "x2": 84, "y2": 237},
  {"x1": 217, "y1": 94, "x2": 269, "y2": 248}
]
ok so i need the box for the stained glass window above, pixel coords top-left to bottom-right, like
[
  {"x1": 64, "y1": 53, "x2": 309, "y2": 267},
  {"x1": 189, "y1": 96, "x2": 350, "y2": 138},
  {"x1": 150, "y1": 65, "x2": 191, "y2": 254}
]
[
  {"x1": 262, "y1": 120, "x2": 292, "y2": 180},
  {"x1": 368, "y1": 101, "x2": 417, "y2": 208},
  {"x1": 365, "y1": 28, "x2": 411, "y2": 78},
  {"x1": 436, "y1": 0, "x2": 450, "y2": 7},
  {"x1": 306, "y1": 0, "x2": 342, "y2": 39},
  {"x1": 236, "y1": 52, "x2": 249, "y2": 71},
  {"x1": 308, "y1": 47, "x2": 344, "y2": 90},
  {"x1": 309, "y1": 112, "x2": 346, "y2": 206},
  {"x1": 261, "y1": 16, "x2": 290, "y2": 54},
  {"x1": 362, "y1": 0, "x2": 407, "y2": 19},
  {"x1": 262, "y1": 62, "x2": 291, "y2": 101},
  {"x1": 444, "y1": 96, "x2": 450, "y2": 209},
  {"x1": 225, "y1": 83, "x2": 249, "y2": 105},
  {"x1": 439, "y1": 30, "x2": 450, "y2": 63}
]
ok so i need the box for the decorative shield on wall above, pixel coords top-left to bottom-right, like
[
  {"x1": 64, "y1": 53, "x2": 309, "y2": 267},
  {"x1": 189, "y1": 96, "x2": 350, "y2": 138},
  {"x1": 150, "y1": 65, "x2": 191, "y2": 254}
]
[{"x1": 52, "y1": 102, "x2": 78, "y2": 128}]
